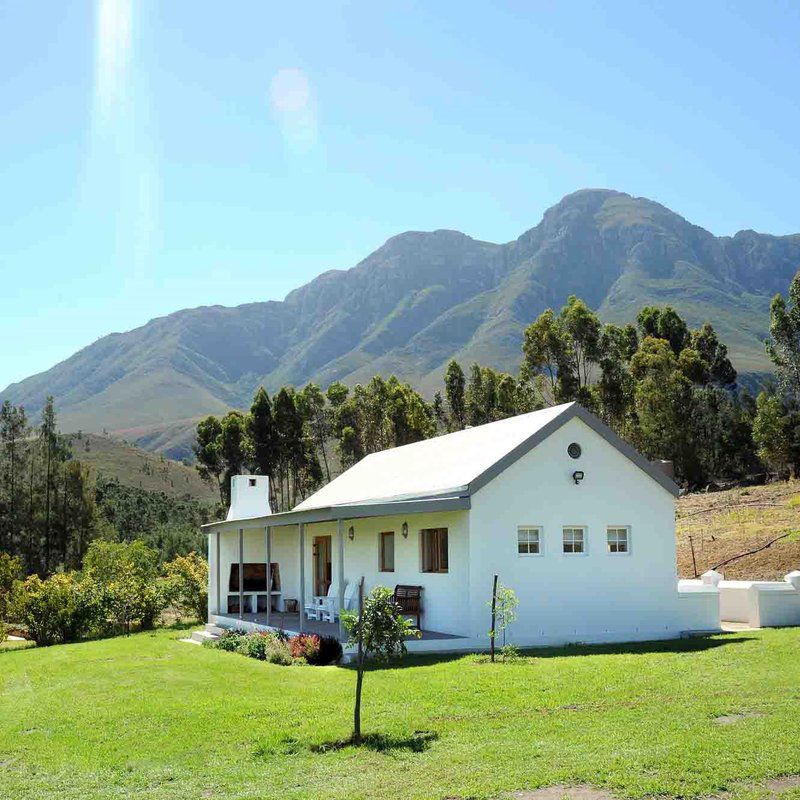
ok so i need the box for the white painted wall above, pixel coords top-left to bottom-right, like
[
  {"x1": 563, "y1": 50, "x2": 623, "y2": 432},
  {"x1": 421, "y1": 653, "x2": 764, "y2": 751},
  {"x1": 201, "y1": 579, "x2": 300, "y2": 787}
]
[
  {"x1": 207, "y1": 533, "x2": 216, "y2": 620},
  {"x1": 467, "y1": 416, "x2": 713, "y2": 646},
  {"x1": 676, "y1": 580, "x2": 722, "y2": 631},
  {"x1": 717, "y1": 580, "x2": 754, "y2": 624},
  {"x1": 718, "y1": 574, "x2": 800, "y2": 627},
  {"x1": 299, "y1": 511, "x2": 470, "y2": 636}
]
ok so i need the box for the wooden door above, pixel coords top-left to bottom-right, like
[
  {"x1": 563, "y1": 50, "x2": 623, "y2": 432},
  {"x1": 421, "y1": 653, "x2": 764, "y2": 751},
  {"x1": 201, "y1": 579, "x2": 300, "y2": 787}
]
[{"x1": 312, "y1": 535, "x2": 332, "y2": 596}]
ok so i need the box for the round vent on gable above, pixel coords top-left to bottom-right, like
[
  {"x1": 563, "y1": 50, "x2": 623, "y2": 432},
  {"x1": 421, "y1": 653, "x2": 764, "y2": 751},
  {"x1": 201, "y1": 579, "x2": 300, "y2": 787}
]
[{"x1": 567, "y1": 442, "x2": 582, "y2": 459}]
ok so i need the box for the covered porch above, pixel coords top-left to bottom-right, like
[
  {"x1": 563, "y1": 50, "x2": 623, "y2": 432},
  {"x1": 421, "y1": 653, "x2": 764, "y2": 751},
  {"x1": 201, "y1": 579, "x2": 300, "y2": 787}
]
[{"x1": 203, "y1": 496, "x2": 472, "y2": 643}]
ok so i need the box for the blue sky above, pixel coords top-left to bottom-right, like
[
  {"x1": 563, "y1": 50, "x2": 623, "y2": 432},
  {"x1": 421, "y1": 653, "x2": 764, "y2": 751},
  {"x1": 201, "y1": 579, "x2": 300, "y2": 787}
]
[{"x1": 2, "y1": 1, "x2": 800, "y2": 390}]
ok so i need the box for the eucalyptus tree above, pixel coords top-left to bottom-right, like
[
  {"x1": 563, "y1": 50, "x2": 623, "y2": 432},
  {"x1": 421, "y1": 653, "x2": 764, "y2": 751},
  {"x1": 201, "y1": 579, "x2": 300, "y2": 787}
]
[
  {"x1": 692, "y1": 323, "x2": 737, "y2": 387},
  {"x1": 522, "y1": 308, "x2": 567, "y2": 401},
  {"x1": 218, "y1": 411, "x2": 249, "y2": 505},
  {"x1": 559, "y1": 295, "x2": 602, "y2": 392},
  {"x1": 637, "y1": 305, "x2": 690, "y2": 356},
  {"x1": 193, "y1": 415, "x2": 224, "y2": 502},
  {"x1": 765, "y1": 269, "x2": 800, "y2": 401},
  {"x1": 752, "y1": 392, "x2": 795, "y2": 477},
  {"x1": 296, "y1": 383, "x2": 332, "y2": 482}
]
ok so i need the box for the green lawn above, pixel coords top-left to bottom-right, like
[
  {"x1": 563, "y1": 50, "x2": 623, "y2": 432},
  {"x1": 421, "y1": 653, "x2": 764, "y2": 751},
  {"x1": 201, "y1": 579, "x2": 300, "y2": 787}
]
[{"x1": 1, "y1": 629, "x2": 799, "y2": 800}]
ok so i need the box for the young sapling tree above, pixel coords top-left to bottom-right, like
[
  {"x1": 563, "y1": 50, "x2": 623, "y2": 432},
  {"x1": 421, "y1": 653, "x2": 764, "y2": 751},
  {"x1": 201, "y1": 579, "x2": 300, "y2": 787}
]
[
  {"x1": 488, "y1": 578, "x2": 519, "y2": 662},
  {"x1": 341, "y1": 580, "x2": 419, "y2": 744}
]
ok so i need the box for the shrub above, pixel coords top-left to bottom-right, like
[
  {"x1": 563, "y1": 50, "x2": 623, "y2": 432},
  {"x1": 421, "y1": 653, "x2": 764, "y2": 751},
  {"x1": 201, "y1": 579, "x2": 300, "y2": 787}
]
[
  {"x1": 12, "y1": 573, "x2": 102, "y2": 646},
  {"x1": 240, "y1": 631, "x2": 274, "y2": 660},
  {"x1": 164, "y1": 552, "x2": 208, "y2": 621},
  {"x1": 0, "y1": 620, "x2": 7, "y2": 645},
  {"x1": 0, "y1": 553, "x2": 21, "y2": 623},
  {"x1": 207, "y1": 629, "x2": 294, "y2": 665},
  {"x1": 213, "y1": 629, "x2": 246, "y2": 652},
  {"x1": 242, "y1": 631, "x2": 292, "y2": 664},
  {"x1": 101, "y1": 575, "x2": 169, "y2": 634},
  {"x1": 289, "y1": 633, "x2": 320, "y2": 661},
  {"x1": 288, "y1": 633, "x2": 343, "y2": 665},
  {"x1": 315, "y1": 635, "x2": 344, "y2": 666},
  {"x1": 264, "y1": 638, "x2": 292, "y2": 665},
  {"x1": 84, "y1": 540, "x2": 160, "y2": 585},
  {"x1": 84, "y1": 540, "x2": 167, "y2": 633}
]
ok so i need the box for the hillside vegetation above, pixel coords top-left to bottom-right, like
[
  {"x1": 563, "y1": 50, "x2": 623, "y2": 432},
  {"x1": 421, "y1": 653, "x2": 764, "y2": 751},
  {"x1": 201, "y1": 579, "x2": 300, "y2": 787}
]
[
  {"x1": 677, "y1": 481, "x2": 800, "y2": 579},
  {"x1": 70, "y1": 432, "x2": 217, "y2": 503},
  {"x1": 4, "y1": 188, "x2": 799, "y2": 457}
]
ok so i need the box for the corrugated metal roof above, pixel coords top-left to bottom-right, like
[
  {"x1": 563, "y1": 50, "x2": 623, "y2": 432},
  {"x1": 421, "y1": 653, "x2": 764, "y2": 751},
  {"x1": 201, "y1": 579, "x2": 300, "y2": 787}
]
[{"x1": 294, "y1": 402, "x2": 574, "y2": 510}]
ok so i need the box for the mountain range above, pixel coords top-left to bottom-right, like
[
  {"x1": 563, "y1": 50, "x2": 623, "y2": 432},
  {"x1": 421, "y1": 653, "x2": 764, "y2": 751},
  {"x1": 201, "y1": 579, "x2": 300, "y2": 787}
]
[{"x1": 4, "y1": 188, "x2": 800, "y2": 459}]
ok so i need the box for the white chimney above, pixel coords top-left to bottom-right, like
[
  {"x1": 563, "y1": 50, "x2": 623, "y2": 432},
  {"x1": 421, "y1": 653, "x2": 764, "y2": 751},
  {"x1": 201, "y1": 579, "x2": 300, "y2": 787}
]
[{"x1": 226, "y1": 475, "x2": 272, "y2": 521}]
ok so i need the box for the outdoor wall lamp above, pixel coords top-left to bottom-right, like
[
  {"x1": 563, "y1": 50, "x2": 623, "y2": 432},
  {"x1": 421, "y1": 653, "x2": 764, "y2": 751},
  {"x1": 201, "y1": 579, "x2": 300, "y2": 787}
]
[
  {"x1": 348, "y1": 525, "x2": 355, "y2": 541},
  {"x1": 401, "y1": 521, "x2": 409, "y2": 538},
  {"x1": 572, "y1": 470, "x2": 585, "y2": 485}
]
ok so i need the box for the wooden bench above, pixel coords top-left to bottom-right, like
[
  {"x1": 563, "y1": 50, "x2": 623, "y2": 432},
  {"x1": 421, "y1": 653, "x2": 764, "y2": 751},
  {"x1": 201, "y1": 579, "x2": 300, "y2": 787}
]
[{"x1": 393, "y1": 584, "x2": 423, "y2": 629}]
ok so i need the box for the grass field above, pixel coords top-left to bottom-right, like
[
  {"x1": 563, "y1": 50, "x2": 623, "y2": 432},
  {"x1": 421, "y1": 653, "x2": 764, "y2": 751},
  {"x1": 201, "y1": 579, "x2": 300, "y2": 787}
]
[
  {"x1": 1, "y1": 628, "x2": 799, "y2": 800},
  {"x1": 677, "y1": 481, "x2": 800, "y2": 580}
]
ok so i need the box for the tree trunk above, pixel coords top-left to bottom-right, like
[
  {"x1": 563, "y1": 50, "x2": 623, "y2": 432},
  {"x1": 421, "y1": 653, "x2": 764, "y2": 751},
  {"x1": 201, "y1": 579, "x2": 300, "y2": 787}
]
[
  {"x1": 318, "y1": 422, "x2": 331, "y2": 482},
  {"x1": 490, "y1": 573, "x2": 498, "y2": 663},
  {"x1": 353, "y1": 576, "x2": 365, "y2": 744}
]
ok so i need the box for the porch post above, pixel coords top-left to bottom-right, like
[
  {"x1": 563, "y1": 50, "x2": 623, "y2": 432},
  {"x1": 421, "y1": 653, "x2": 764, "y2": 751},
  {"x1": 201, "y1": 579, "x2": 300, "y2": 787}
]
[
  {"x1": 298, "y1": 523, "x2": 305, "y2": 633},
  {"x1": 215, "y1": 531, "x2": 221, "y2": 615},
  {"x1": 238, "y1": 527, "x2": 244, "y2": 620},
  {"x1": 265, "y1": 525, "x2": 271, "y2": 627},
  {"x1": 337, "y1": 518, "x2": 345, "y2": 640}
]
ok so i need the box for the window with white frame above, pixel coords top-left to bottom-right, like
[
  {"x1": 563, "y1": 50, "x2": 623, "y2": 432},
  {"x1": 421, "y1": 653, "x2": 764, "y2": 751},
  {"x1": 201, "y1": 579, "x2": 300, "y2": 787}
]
[
  {"x1": 517, "y1": 526, "x2": 541, "y2": 555},
  {"x1": 562, "y1": 526, "x2": 585, "y2": 554},
  {"x1": 607, "y1": 526, "x2": 630, "y2": 553}
]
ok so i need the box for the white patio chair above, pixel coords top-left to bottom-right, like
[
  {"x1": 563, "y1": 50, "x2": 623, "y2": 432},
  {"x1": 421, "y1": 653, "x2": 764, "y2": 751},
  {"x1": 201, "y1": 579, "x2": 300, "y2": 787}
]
[
  {"x1": 304, "y1": 582, "x2": 340, "y2": 621},
  {"x1": 318, "y1": 578, "x2": 361, "y2": 624}
]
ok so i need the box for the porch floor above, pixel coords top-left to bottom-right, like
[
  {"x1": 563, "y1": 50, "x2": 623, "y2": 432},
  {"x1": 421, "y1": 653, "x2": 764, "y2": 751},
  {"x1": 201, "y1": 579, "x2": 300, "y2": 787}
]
[{"x1": 215, "y1": 612, "x2": 463, "y2": 642}]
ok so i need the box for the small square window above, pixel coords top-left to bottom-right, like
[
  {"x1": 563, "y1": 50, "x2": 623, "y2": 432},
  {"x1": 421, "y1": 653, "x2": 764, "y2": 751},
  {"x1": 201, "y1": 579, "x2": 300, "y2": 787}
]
[
  {"x1": 248, "y1": 478, "x2": 257, "y2": 487},
  {"x1": 517, "y1": 526, "x2": 541, "y2": 555},
  {"x1": 562, "y1": 527, "x2": 585, "y2": 554},
  {"x1": 607, "y1": 527, "x2": 630, "y2": 554}
]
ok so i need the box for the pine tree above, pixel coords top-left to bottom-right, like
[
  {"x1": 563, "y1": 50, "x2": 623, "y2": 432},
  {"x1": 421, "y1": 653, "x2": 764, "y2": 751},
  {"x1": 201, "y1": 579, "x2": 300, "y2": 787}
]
[
  {"x1": 443, "y1": 360, "x2": 466, "y2": 431},
  {"x1": 247, "y1": 387, "x2": 278, "y2": 507}
]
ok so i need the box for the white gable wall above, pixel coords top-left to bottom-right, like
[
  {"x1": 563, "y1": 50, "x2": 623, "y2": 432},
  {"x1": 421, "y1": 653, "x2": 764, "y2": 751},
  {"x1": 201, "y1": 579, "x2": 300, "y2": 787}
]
[{"x1": 467, "y1": 416, "x2": 682, "y2": 645}]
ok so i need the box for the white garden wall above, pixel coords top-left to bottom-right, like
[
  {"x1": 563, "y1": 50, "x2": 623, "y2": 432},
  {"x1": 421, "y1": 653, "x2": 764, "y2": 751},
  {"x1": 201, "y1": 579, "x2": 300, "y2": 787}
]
[
  {"x1": 676, "y1": 580, "x2": 721, "y2": 631},
  {"x1": 718, "y1": 572, "x2": 800, "y2": 628}
]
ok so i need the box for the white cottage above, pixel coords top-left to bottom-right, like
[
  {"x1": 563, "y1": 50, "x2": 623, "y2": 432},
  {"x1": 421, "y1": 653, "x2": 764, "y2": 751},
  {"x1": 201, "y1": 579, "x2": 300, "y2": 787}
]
[{"x1": 203, "y1": 402, "x2": 719, "y2": 653}]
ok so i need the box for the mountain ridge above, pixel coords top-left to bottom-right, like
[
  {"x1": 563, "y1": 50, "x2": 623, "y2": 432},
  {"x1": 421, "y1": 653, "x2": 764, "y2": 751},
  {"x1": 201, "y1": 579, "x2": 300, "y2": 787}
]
[{"x1": 4, "y1": 188, "x2": 799, "y2": 459}]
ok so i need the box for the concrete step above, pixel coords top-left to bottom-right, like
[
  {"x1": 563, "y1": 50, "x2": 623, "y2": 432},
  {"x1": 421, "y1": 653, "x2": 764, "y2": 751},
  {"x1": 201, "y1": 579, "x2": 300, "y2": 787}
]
[
  {"x1": 204, "y1": 623, "x2": 226, "y2": 636},
  {"x1": 191, "y1": 629, "x2": 219, "y2": 644}
]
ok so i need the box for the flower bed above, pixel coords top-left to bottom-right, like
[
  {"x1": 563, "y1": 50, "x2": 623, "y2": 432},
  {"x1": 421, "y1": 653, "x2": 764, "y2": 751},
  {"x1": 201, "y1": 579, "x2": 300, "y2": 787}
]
[{"x1": 204, "y1": 629, "x2": 342, "y2": 666}]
